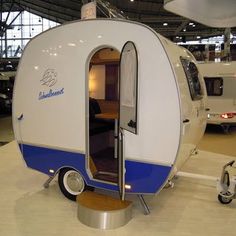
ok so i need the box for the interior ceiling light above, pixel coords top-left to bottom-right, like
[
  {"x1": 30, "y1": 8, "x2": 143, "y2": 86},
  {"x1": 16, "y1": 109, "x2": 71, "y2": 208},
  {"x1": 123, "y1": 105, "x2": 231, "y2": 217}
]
[
  {"x1": 164, "y1": 0, "x2": 236, "y2": 27},
  {"x1": 163, "y1": 22, "x2": 168, "y2": 26}
]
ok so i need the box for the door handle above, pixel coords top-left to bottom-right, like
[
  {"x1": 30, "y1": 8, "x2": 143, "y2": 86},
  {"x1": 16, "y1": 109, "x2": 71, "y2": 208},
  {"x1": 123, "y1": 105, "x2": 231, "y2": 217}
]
[
  {"x1": 183, "y1": 119, "x2": 190, "y2": 123},
  {"x1": 17, "y1": 113, "x2": 24, "y2": 121},
  {"x1": 127, "y1": 120, "x2": 136, "y2": 128}
]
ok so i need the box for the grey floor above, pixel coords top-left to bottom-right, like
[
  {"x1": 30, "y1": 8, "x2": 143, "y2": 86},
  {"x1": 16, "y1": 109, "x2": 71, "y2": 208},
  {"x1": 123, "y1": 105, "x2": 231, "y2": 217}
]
[{"x1": 0, "y1": 116, "x2": 236, "y2": 236}]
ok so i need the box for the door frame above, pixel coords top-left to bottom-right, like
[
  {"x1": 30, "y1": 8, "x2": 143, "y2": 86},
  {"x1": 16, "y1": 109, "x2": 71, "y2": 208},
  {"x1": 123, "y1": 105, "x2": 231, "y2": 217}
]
[{"x1": 85, "y1": 45, "x2": 121, "y2": 183}]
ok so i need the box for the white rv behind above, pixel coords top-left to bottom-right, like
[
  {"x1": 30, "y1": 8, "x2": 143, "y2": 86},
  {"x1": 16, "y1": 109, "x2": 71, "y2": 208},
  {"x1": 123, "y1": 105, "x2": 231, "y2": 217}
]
[
  {"x1": 13, "y1": 19, "x2": 207, "y2": 201},
  {"x1": 198, "y1": 62, "x2": 236, "y2": 132}
]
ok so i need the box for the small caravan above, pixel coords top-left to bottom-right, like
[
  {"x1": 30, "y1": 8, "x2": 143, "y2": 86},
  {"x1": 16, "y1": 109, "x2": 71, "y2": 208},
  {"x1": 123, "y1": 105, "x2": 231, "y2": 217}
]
[
  {"x1": 13, "y1": 19, "x2": 207, "y2": 201},
  {"x1": 198, "y1": 62, "x2": 236, "y2": 132}
]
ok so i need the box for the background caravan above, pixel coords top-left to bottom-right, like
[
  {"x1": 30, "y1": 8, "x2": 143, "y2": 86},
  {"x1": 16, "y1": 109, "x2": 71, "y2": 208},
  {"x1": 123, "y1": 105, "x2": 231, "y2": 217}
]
[
  {"x1": 13, "y1": 19, "x2": 207, "y2": 201},
  {"x1": 198, "y1": 62, "x2": 236, "y2": 133}
]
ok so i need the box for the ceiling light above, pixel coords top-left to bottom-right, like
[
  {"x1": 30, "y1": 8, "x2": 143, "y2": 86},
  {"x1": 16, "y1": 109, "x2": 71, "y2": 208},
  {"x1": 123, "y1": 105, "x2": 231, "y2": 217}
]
[
  {"x1": 163, "y1": 22, "x2": 168, "y2": 26},
  {"x1": 130, "y1": 0, "x2": 134, "y2": 2},
  {"x1": 192, "y1": 24, "x2": 196, "y2": 27},
  {"x1": 183, "y1": 28, "x2": 186, "y2": 32},
  {"x1": 196, "y1": 36, "x2": 201, "y2": 39},
  {"x1": 189, "y1": 22, "x2": 194, "y2": 25}
]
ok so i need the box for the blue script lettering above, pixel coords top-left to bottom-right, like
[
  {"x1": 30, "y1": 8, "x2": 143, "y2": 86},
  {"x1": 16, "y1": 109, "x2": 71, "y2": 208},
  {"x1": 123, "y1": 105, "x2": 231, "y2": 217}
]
[{"x1": 38, "y1": 88, "x2": 64, "y2": 100}]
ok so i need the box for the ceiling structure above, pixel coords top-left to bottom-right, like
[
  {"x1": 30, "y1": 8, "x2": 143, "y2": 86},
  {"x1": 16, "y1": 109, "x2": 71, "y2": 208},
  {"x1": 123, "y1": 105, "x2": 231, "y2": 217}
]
[{"x1": 0, "y1": 0, "x2": 236, "y2": 42}]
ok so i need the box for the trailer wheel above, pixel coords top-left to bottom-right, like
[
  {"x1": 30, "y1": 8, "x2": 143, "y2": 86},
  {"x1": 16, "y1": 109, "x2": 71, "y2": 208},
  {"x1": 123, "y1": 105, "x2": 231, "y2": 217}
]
[
  {"x1": 218, "y1": 171, "x2": 232, "y2": 204},
  {"x1": 218, "y1": 194, "x2": 233, "y2": 204},
  {"x1": 58, "y1": 168, "x2": 86, "y2": 201}
]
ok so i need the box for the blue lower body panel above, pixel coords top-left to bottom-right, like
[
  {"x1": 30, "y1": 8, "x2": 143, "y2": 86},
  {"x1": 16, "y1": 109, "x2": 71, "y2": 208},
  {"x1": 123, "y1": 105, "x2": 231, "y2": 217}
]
[
  {"x1": 20, "y1": 144, "x2": 172, "y2": 194},
  {"x1": 125, "y1": 160, "x2": 172, "y2": 193}
]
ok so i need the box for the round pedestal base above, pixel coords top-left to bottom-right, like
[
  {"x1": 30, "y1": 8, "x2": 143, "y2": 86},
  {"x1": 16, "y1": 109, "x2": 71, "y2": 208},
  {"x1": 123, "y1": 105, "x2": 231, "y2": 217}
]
[{"x1": 77, "y1": 191, "x2": 132, "y2": 229}]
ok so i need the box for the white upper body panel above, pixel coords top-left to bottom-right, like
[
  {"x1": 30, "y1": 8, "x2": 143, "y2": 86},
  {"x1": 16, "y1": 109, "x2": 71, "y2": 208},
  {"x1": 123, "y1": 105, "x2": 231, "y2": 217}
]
[
  {"x1": 13, "y1": 19, "x2": 206, "y2": 168},
  {"x1": 159, "y1": 40, "x2": 207, "y2": 170}
]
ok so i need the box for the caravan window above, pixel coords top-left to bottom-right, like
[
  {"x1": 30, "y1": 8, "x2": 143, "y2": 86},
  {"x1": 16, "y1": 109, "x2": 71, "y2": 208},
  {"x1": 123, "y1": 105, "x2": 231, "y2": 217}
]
[
  {"x1": 204, "y1": 77, "x2": 223, "y2": 96},
  {"x1": 180, "y1": 57, "x2": 203, "y2": 101}
]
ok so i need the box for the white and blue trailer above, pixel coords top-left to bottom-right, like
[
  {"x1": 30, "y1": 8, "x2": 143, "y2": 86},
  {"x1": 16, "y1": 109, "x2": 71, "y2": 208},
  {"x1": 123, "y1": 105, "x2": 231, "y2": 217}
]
[{"x1": 13, "y1": 19, "x2": 207, "y2": 201}]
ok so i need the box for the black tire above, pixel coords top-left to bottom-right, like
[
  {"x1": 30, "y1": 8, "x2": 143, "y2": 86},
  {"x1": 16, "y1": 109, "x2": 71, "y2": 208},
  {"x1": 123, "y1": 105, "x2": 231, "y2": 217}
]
[
  {"x1": 58, "y1": 168, "x2": 86, "y2": 201},
  {"x1": 218, "y1": 194, "x2": 233, "y2": 204},
  {"x1": 222, "y1": 125, "x2": 230, "y2": 134}
]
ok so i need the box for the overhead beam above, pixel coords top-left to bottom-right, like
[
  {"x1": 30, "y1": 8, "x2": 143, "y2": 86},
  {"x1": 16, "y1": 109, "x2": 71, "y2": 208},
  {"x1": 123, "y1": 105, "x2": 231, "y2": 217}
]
[
  {"x1": 14, "y1": 0, "x2": 81, "y2": 19},
  {"x1": 156, "y1": 29, "x2": 225, "y2": 38},
  {"x1": 39, "y1": 0, "x2": 83, "y2": 14},
  {"x1": 25, "y1": 8, "x2": 66, "y2": 23},
  {"x1": 112, "y1": 6, "x2": 167, "y2": 16},
  {"x1": 174, "y1": 20, "x2": 189, "y2": 35},
  {"x1": 133, "y1": 16, "x2": 185, "y2": 23},
  {"x1": 4, "y1": 0, "x2": 15, "y2": 24},
  {"x1": 14, "y1": 1, "x2": 75, "y2": 22}
]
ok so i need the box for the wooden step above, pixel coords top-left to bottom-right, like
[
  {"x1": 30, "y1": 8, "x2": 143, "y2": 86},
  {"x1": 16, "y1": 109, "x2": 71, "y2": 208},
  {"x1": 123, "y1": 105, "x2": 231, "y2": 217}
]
[{"x1": 77, "y1": 191, "x2": 132, "y2": 229}]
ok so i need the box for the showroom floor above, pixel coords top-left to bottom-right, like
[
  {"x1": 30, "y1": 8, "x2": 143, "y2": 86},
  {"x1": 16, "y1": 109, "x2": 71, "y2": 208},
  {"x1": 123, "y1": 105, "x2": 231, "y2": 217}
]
[{"x1": 0, "y1": 116, "x2": 236, "y2": 236}]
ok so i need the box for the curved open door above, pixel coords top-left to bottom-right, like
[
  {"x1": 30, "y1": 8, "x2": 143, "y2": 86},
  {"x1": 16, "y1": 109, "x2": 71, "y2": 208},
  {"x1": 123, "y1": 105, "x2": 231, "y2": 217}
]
[{"x1": 119, "y1": 41, "x2": 138, "y2": 200}]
